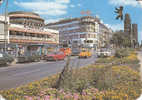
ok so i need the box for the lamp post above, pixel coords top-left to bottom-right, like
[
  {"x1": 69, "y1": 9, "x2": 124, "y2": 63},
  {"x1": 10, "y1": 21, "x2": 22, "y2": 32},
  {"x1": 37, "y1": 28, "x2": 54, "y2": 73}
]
[{"x1": 4, "y1": 0, "x2": 8, "y2": 53}]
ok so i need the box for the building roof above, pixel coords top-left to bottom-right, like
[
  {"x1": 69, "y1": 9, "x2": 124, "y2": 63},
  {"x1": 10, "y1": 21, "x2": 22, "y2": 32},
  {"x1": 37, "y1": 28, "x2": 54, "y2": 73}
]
[
  {"x1": 46, "y1": 16, "x2": 101, "y2": 26},
  {"x1": 8, "y1": 11, "x2": 44, "y2": 21},
  {"x1": 8, "y1": 11, "x2": 40, "y2": 16},
  {"x1": 46, "y1": 18, "x2": 79, "y2": 26}
]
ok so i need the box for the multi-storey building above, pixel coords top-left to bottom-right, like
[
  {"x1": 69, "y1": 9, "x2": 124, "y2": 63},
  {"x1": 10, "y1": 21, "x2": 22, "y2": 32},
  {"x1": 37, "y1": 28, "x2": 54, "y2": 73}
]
[
  {"x1": 46, "y1": 16, "x2": 112, "y2": 49},
  {"x1": 0, "y1": 11, "x2": 59, "y2": 56},
  {"x1": 0, "y1": 15, "x2": 9, "y2": 44},
  {"x1": 98, "y1": 23, "x2": 113, "y2": 48},
  {"x1": 132, "y1": 24, "x2": 138, "y2": 43},
  {"x1": 124, "y1": 13, "x2": 131, "y2": 36},
  {"x1": 124, "y1": 13, "x2": 139, "y2": 47}
]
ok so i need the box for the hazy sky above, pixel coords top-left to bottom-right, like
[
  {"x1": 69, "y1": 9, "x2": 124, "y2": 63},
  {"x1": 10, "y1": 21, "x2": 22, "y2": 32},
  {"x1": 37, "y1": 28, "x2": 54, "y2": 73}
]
[{"x1": 0, "y1": 0, "x2": 142, "y2": 43}]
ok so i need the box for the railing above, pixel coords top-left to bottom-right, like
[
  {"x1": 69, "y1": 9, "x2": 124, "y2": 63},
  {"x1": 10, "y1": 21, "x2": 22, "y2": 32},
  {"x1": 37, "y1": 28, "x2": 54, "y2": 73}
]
[{"x1": 9, "y1": 35, "x2": 55, "y2": 42}]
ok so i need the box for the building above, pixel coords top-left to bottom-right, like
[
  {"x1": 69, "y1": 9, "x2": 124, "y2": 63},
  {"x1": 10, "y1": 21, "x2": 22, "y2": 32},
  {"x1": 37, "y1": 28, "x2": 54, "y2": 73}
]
[
  {"x1": 46, "y1": 16, "x2": 112, "y2": 49},
  {"x1": 0, "y1": 11, "x2": 59, "y2": 56},
  {"x1": 0, "y1": 15, "x2": 9, "y2": 44},
  {"x1": 124, "y1": 13, "x2": 131, "y2": 36},
  {"x1": 124, "y1": 13, "x2": 139, "y2": 47},
  {"x1": 132, "y1": 24, "x2": 138, "y2": 43},
  {"x1": 98, "y1": 23, "x2": 113, "y2": 48}
]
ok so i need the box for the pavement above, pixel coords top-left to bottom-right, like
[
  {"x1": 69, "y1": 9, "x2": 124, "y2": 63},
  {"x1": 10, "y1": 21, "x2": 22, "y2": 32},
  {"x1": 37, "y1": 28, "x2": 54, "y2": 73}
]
[
  {"x1": 0, "y1": 55, "x2": 96, "y2": 90},
  {"x1": 136, "y1": 51, "x2": 142, "y2": 100},
  {"x1": 137, "y1": 51, "x2": 142, "y2": 80}
]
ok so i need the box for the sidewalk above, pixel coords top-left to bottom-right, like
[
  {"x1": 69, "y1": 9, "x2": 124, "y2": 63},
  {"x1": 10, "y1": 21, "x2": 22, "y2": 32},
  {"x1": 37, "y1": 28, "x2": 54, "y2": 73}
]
[
  {"x1": 137, "y1": 52, "x2": 142, "y2": 80},
  {"x1": 136, "y1": 52, "x2": 142, "y2": 100}
]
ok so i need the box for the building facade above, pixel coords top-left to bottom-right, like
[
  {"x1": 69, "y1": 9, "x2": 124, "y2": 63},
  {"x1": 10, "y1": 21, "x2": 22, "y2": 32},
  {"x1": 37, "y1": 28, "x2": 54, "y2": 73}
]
[
  {"x1": 132, "y1": 24, "x2": 138, "y2": 43},
  {"x1": 0, "y1": 15, "x2": 9, "y2": 44},
  {"x1": 124, "y1": 13, "x2": 139, "y2": 47},
  {"x1": 124, "y1": 13, "x2": 131, "y2": 36},
  {"x1": 98, "y1": 23, "x2": 113, "y2": 48},
  {"x1": 46, "y1": 16, "x2": 112, "y2": 49},
  {"x1": 0, "y1": 11, "x2": 59, "y2": 56}
]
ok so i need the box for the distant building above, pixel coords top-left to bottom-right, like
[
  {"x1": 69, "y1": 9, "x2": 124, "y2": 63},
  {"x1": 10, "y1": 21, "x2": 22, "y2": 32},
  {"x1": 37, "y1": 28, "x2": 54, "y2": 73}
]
[
  {"x1": 124, "y1": 13, "x2": 131, "y2": 36},
  {"x1": 132, "y1": 24, "x2": 138, "y2": 42},
  {"x1": 46, "y1": 16, "x2": 112, "y2": 49},
  {"x1": 98, "y1": 23, "x2": 113, "y2": 48},
  {"x1": 0, "y1": 11, "x2": 59, "y2": 56},
  {"x1": 124, "y1": 13, "x2": 139, "y2": 47}
]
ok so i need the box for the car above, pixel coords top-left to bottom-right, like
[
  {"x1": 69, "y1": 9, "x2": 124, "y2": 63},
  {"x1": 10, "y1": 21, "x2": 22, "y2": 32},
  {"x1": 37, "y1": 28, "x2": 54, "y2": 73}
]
[
  {"x1": 79, "y1": 50, "x2": 92, "y2": 58},
  {"x1": 96, "y1": 49, "x2": 112, "y2": 57},
  {"x1": 60, "y1": 48, "x2": 71, "y2": 56},
  {"x1": 17, "y1": 55, "x2": 41, "y2": 63},
  {"x1": 45, "y1": 51, "x2": 66, "y2": 61},
  {"x1": 71, "y1": 50, "x2": 80, "y2": 56},
  {"x1": 0, "y1": 52, "x2": 14, "y2": 66},
  {"x1": 71, "y1": 48, "x2": 80, "y2": 56}
]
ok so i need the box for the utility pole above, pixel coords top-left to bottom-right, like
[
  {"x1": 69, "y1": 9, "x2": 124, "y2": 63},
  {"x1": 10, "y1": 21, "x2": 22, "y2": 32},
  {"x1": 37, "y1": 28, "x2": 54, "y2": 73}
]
[{"x1": 4, "y1": 0, "x2": 8, "y2": 53}]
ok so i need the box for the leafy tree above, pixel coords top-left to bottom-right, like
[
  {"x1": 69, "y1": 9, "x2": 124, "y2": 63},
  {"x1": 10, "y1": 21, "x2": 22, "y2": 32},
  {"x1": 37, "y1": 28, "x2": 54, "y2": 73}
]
[{"x1": 111, "y1": 31, "x2": 131, "y2": 48}]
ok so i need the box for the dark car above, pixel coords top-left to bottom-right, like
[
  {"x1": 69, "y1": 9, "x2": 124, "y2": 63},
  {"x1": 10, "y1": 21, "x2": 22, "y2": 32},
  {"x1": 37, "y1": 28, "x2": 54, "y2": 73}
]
[
  {"x1": 45, "y1": 51, "x2": 66, "y2": 61},
  {"x1": 0, "y1": 52, "x2": 14, "y2": 66},
  {"x1": 17, "y1": 55, "x2": 41, "y2": 63}
]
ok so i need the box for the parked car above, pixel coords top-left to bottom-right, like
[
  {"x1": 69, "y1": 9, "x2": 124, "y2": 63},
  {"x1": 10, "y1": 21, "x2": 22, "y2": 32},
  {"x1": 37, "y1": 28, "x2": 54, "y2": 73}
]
[
  {"x1": 0, "y1": 52, "x2": 14, "y2": 66},
  {"x1": 60, "y1": 48, "x2": 71, "y2": 56},
  {"x1": 45, "y1": 51, "x2": 66, "y2": 61},
  {"x1": 96, "y1": 48, "x2": 112, "y2": 57},
  {"x1": 17, "y1": 55, "x2": 41, "y2": 63},
  {"x1": 71, "y1": 48, "x2": 80, "y2": 56},
  {"x1": 79, "y1": 50, "x2": 92, "y2": 58}
]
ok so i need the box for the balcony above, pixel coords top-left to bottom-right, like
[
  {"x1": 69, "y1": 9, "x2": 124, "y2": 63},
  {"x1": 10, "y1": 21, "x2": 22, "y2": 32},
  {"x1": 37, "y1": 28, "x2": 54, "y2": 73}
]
[{"x1": 9, "y1": 35, "x2": 55, "y2": 42}]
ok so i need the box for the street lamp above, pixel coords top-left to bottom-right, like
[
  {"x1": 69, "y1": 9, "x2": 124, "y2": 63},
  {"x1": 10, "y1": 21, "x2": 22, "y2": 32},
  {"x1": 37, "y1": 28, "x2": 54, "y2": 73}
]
[{"x1": 4, "y1": 0, "x2": 8, "y2": 53}]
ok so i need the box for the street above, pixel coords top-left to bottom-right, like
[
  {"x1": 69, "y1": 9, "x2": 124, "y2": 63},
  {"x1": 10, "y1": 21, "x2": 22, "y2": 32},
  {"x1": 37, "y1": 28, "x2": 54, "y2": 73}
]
[{"x1": 0, "y1": 56, "x2": 96, "y2": 90}]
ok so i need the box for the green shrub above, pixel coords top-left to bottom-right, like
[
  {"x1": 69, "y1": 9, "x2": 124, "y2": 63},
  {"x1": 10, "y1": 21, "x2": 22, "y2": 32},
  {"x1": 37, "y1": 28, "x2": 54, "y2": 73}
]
[{"x1": 115, "y1": 49, "x2": 129, "y2": 58}]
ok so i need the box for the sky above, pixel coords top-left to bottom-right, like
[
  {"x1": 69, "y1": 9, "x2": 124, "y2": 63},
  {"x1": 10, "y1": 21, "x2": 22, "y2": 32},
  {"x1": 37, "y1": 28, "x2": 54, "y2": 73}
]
[{"x1": 0, "y1": 0, "x2": 142, "y2": 43}]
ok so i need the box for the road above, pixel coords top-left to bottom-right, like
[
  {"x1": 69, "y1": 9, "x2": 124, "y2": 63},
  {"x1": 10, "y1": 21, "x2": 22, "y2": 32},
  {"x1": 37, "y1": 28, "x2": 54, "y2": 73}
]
[{"x1": 0, "y1": 56, "x2": 96, "y2": 90}]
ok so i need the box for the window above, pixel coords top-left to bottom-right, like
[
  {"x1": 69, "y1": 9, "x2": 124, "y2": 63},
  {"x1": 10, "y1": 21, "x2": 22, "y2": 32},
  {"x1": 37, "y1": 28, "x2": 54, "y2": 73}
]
[
  {"x1": 80, "y1": 34, "x2": 86, "y2": 38},
  {"x1": 84, "y1": 40, "x2": 93, "y2": 43}
]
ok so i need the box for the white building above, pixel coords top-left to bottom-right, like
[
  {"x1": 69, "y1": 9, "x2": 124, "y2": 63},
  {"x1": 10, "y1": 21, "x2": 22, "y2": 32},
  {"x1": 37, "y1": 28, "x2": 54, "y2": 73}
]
[
  {"x1": 0, "y1": 11, "x2": 59, "y2": 56},
  {"x1": 46, "y1": 16, "x2": 112, "y2": 49},
  {"x1": 0, "y1": 15, "x2": 9, "y2": 43}
]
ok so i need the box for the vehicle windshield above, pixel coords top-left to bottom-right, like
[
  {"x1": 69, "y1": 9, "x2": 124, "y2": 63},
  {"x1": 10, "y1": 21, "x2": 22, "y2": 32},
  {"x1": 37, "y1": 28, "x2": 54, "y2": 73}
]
[
  {"x1": 48, "y1": 51, "x2": 63, "y2": 55},
  {"x1": 100, "y1": 48, "x2": 110, "y2": 52},
  {"x1": 48, "y1": 51, "x2": 57, "y2": 55},
  {"x1": 82, "y1": 50, "x2": 87, "y2": 52}
]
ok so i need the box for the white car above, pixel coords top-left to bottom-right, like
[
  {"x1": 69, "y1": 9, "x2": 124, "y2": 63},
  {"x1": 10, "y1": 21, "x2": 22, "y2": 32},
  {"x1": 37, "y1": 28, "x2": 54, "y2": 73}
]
[
  {"x1": 0, "y1": 95, "x2": 6, "y2": 100},
  {"x1": 96, "y1": 49, "x2": 112, "y2": 57}
]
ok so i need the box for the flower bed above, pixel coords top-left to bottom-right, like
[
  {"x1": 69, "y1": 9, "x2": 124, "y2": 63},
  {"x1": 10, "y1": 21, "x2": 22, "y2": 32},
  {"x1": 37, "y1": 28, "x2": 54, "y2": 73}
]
[
  {"x1": 96, "y1": 50, "x2": 140, "y2": 71},
  {"x1": 0, "y1": 64, "x2": 142, "y2": 100}
]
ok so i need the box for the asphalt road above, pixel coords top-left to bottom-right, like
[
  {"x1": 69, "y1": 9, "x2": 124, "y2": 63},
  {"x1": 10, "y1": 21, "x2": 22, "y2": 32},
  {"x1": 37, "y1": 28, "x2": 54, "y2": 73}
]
[{"x1": 0, "y1": 56, "x2": 96, "y2": 90}]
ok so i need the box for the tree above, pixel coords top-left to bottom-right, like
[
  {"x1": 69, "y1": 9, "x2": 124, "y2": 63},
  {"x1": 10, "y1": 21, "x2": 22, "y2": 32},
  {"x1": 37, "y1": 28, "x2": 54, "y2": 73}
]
[{"x1": 111, "y1": 31, "x2": 131, "y2": 48}]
